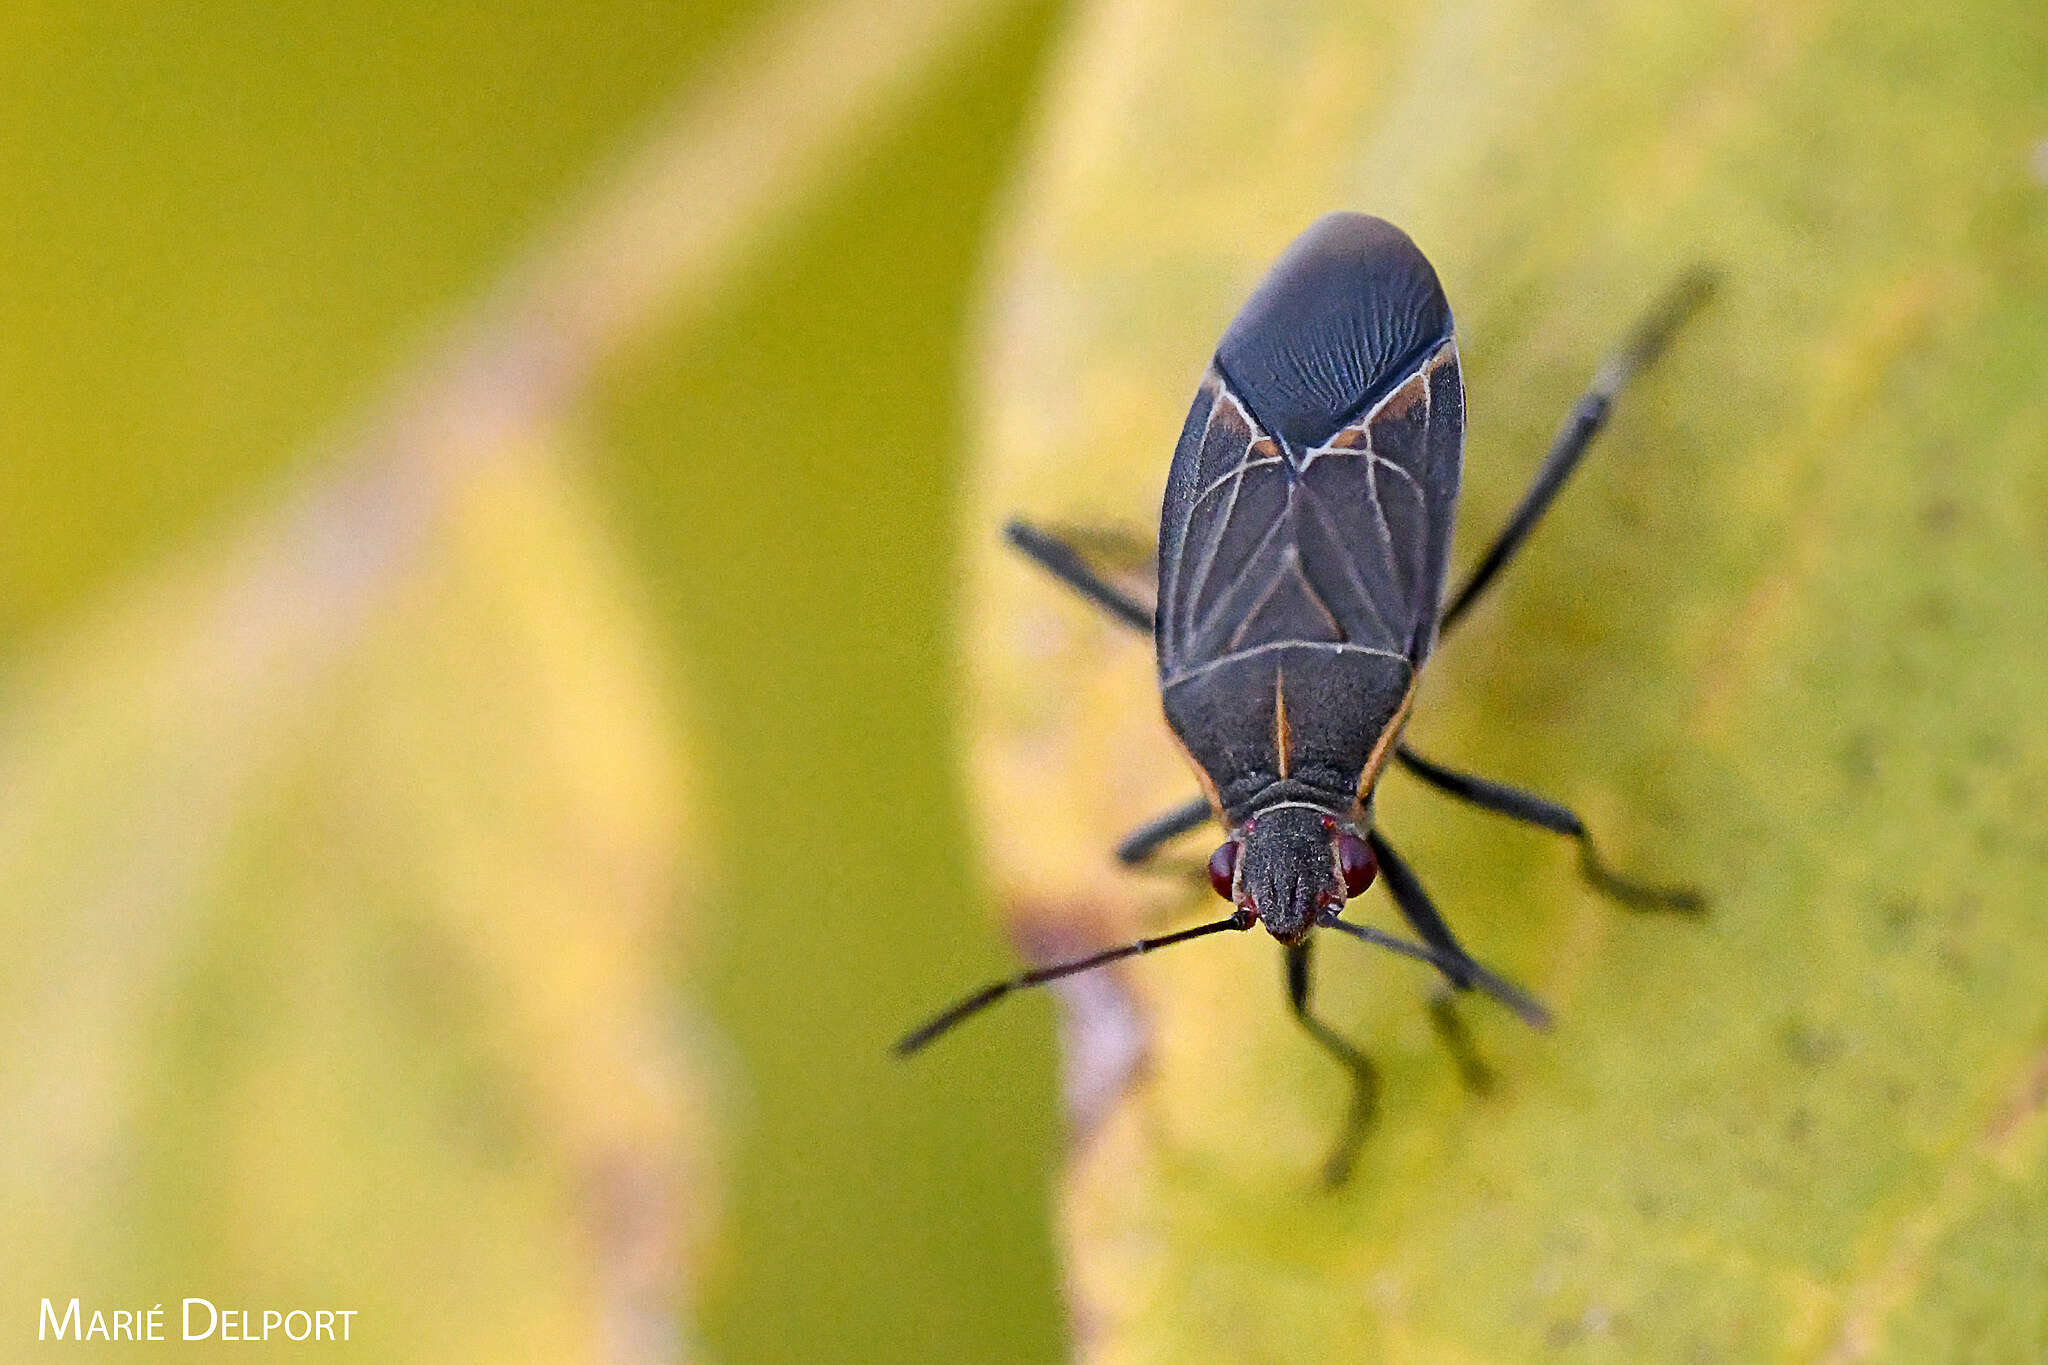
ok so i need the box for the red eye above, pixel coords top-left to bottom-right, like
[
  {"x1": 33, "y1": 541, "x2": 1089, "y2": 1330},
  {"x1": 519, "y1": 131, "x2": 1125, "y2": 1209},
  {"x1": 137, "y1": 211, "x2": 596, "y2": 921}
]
[
  {"x1": 1336, "y1": 831, "x2": 1377, "y2": 898},
  {"x1": 1207, "y1": 841, "x2": 1241, "y2": 900}
]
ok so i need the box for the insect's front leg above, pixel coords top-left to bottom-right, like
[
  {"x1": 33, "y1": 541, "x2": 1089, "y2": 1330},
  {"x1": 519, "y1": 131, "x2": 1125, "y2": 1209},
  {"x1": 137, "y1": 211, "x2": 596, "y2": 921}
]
[
  {"x1": 1358, "y1": 829, "x2": 1517, "y2": 1095},
  {"x1": 1283, "y1": 940, "x2": 1379, "y2": 1188},
  {"x1": 1425, "y1": 991, "x2": 1498, "y2": 1096},
  {"x1": 1362, "y1": 829, "x2": 1482, "y2": 990}
]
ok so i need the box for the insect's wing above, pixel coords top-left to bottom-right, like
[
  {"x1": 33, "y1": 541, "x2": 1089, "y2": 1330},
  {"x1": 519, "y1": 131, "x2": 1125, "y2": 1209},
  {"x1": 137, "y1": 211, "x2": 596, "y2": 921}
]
[
  {"x1": 1295, "y1": 339, "x2": 1464, "y2": 665},
  {"x1": 1155, "y1": 340, "x2": 1464, "y2": 682},
  {"x1": 1154, "y1": 343, "x2": 1463, "y2": 816},
  {"x1": 1154, "y1": 373, "x2": 1285, "y2": 673}
]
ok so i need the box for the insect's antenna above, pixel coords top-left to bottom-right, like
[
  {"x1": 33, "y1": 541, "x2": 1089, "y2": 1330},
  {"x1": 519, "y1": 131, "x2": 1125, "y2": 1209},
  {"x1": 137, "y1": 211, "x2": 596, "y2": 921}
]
[
  {"x1": 1315, "y1": 911, "x2": 1554, "y2": 1031},
  {"x1": 894, "y1": 909, "x2": 1256, "y2": 1057}
]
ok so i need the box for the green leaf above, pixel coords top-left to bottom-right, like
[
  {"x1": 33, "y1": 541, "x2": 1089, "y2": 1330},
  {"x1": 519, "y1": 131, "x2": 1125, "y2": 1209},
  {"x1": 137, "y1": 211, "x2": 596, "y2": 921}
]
[{"x1": 968, "y1": 1, "x2": 2048, "y2": 1359}]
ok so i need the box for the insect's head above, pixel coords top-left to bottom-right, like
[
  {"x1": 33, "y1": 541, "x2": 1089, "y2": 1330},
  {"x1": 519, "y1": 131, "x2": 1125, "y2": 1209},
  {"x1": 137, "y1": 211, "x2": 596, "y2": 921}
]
[{"x1": 1208, "y1": 807, "x2": 1376, "y2": 943}]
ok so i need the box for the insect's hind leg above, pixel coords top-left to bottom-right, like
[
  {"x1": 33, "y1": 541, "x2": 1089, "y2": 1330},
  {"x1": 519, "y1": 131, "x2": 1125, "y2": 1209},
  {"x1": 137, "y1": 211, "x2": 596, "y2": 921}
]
[
  {"x1": 1437, "y1": 268, "x2": 1716, "y2": 634},
  {"x1": 1003, "y1": 519, "x2": 1154, "y2": 634},
  {"x1": 1395, "y1": 746, "x2": 1704, "y2": 913},
  {"x1": 1284, "y1": 940, "x2": 1380, "y2": 1188}
]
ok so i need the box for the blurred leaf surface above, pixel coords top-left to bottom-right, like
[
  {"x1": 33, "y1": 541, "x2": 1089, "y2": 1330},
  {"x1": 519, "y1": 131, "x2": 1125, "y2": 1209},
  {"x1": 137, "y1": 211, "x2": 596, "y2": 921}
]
[
  {"x1": 0, "y1": 1, "x2": 758, "y2": 648},
  {"x1": 587, "y1": 1, "x2": 1072, "y2": 1358},
  {"x1": 0, "y1": 0, "x2": 1077, "y2": 1359},
  {"x1": 968, "y1": 0, "x2": 2048, "y2": 1360},
  {"x1": 0, "y1": 450, "x2": 705, "y2": 1362}
]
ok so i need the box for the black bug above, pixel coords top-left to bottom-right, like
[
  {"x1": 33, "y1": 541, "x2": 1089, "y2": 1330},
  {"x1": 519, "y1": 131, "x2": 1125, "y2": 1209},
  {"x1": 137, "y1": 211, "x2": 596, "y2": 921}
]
[{"x1": 899, "y1": 213, "x2": 1712, "y2": 1184}]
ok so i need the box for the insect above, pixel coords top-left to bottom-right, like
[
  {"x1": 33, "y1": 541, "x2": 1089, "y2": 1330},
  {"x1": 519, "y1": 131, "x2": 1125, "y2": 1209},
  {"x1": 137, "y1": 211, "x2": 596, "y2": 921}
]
[{"x1": 899, "y1": 213, "x2": 1712, "y2": 1184}]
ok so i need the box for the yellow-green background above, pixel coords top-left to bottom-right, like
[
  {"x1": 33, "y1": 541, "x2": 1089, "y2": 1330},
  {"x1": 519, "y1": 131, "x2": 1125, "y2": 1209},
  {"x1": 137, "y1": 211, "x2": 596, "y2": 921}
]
[
  {"x1": 3, "y1": 2, "x2": 1066, "y2": 1360},
  {"x1": 6, "y1": 1, "x2": 2048, "y2": 1362}
]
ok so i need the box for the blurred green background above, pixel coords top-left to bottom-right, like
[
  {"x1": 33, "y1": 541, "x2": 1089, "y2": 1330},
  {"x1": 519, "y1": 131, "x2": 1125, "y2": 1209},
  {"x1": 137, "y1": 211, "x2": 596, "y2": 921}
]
[
  {"x1": 6, "y1": 1, "x2": 2048, "y2": 1362},
  {"x1": 3, "y1": 1, "x2": 1067, "y2": 1360}
]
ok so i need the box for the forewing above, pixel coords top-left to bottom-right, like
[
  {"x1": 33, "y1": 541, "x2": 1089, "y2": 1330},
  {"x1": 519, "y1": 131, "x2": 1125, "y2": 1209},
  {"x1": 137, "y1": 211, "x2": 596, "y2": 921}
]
[
  {"x1": 1156, "y1": 341, "x2": 1463, "y2": 684},
  {"x1": 1298, "y1": 339, "x2": 1464, "y2": 661},
  {"x1": 1155, "y1": 371, "x2": 1277, "y2": 670}
]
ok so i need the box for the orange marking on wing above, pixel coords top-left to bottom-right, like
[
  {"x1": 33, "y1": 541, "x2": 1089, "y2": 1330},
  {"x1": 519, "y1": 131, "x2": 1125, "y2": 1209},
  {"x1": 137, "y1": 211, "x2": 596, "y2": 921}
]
[
  {"x1": 1356, "y1": 672, "x2": 1419, "y2": 811},
  {"x1": 1274, "y1": 669, "x2": 1293, "y2": 779},
  {"x1": 1374, "y1": 364, "x2": 1432, "y2": 423}
]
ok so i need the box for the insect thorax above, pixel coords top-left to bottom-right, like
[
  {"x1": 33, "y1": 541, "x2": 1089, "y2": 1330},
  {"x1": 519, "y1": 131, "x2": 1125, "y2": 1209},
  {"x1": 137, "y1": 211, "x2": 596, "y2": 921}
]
[{"x1": 1164, "y1": 643, "x2": 1413, "y2": 826}]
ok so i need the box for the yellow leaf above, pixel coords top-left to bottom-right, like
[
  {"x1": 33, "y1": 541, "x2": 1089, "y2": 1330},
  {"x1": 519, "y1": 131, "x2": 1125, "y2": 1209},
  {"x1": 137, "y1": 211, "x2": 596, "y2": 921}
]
[{"x1": 968, "y1": 0, "x2": 2048, "y2": 1359}]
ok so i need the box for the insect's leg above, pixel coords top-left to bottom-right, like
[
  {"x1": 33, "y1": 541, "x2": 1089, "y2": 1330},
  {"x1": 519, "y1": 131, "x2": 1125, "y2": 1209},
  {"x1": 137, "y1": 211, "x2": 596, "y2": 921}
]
[
  {"x1": 1029, "y1": 522, "x2": 1157, "y2": 574},
  {"x1": 1360, "y1": 832, "x2": 1539, "y2": 1090},
  {"x1": 1438, "y1": 268, "x2": 1716, "y2": 635},
  {"x1": 1362, "y1": 829, "x2": 1482, "y2": 990},
  {"x1": 1003, "y1": 519, "x2": 1154, "y2": 635},
  {"x1": 1283, "y1": 940, "x2": 1379, "y2": 1188},
  {"x1": 1395, "y1": 746, "x2": 1704, "y2": 913},
  {"x1": 1426, "y1": 991, "x2": 1497, "y2": 1095},
  {"x1": 1114, "y1": 794, "x2": 1214, "y2": 866}
]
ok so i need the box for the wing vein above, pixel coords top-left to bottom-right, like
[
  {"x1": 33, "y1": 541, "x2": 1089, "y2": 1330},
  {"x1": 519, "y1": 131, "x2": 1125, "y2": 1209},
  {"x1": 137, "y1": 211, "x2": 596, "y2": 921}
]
[
  {"x1": 1178, "y1": 391, "x2": 1264, "y2": 655},
  {"x1": 1162, "y1": 640, "x2": 1412, "y2": 689},
  {"x1": 1295, "y1": 479, "x2": 1402, "y2": 647}
]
